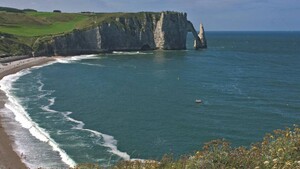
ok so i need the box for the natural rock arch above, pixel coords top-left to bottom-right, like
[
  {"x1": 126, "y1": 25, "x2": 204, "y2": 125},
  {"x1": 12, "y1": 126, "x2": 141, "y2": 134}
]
[{"x1": 186, "y1": 21, "x2": 207, "y2": 49}]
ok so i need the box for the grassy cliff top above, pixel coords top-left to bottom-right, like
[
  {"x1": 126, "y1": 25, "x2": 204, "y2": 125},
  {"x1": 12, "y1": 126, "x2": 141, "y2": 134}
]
[{"x1": 0, "y1": 7, "x2": 160, "y2": 37}]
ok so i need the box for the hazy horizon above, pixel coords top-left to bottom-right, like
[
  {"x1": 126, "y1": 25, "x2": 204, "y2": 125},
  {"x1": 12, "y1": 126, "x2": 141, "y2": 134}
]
[{"x1": 0, "y1": 0, "x2": 300, "y2": 31}]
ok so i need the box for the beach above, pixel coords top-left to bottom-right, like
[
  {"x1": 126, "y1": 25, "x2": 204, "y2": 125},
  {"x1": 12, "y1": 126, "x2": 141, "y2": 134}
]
[{"x1": 0, "y1": 57, "x2": 55, "y2": 169}]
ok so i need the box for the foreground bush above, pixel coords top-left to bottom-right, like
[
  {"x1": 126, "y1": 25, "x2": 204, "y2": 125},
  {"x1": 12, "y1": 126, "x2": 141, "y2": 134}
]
[{"x1": 75, "y1": 125, "x2": 300, "y2": 169}]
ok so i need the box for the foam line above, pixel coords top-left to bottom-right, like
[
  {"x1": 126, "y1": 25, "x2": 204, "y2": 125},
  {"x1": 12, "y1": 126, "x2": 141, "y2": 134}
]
[
  {"x1": 0, "y1": 65, "x2": 76, "y2": 168},
  {"x1": 61, "y1": 112, "x2": 130, "y2": 160},
  {"x1": 112, "y1": 51, "x2": 152, "y2": 55},
  {"x1": 40, "y1": 98, "x2": 58, "y2": 113},
  {"x1": 41, "y1": 55, "x2": 132, "y2": 161},
  {"x1": 56, "y1": 54, "x2": 99, "y2": 64},
  {"x1": 80, "y1": 63, "x2": 106, "y2": 67}
]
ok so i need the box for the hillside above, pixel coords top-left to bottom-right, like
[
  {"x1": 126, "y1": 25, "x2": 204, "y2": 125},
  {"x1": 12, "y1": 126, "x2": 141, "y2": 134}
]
[
  {"x1": 0, "y1": 7, "x2": 162, "y2": 56},
  {"x1": 0, "y1": 7, "x2": 206, "y2": 57}
]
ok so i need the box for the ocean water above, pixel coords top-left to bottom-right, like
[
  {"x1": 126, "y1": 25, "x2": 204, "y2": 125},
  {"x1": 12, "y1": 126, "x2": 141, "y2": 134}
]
[{"x1": 1, "y1": 32, "x2": 300, "y2": 168}]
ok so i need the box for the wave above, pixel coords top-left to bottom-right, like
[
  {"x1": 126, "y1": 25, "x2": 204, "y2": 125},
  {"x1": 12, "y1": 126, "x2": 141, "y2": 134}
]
[
  {"x1": 112, "y1": 51, "x2": 152, "y2": 55},
  {"x1": 55, "y1": 54, "x2": 99, "y2": 64},
  {"x1": 0, "y1": 54, "x2": 133, "y2": 167},
  {"x1": 80, "y1": 63, "x2": 106, "y2": 67},
  {"x1": 40, "y1": 97, "x2": 57, "y2": 113},
  {"x1": 35, "y1": 71, "x2": 131, "y2": 161},
  {"x1": 36, "y1": 79, "x2": 55, "y2": 99},
  {"x1": 0, "y1": 66, "x2": 77, "y2": 167},
  {"x1": 60, "y1": 111, "x2": 130, "y2": 160}
]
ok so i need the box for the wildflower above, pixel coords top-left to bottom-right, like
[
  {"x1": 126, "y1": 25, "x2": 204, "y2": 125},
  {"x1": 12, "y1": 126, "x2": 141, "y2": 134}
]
[
  {"x1": 251, "y1": 146, "x2": 257, "y2": 151},
  {"x1": 272, "y1": 164, "x2": 278, "y2": 169},
  {"x1": 264, "y1": 161, "x2": 270, "y2": 165},
  {"x1": 285, "y1": 133, "x2": 289, "y2": 137},
  {"x1": 285, "y1": 161, "x2": 291, "y2": 166},
  {"x1": 277, "y1": 148, "x2": 283, "y2": 153}
]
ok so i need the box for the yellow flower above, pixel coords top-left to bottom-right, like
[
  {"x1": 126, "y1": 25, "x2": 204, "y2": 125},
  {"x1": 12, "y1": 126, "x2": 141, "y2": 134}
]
[
  {"x1": 251, "y1": 146, "x2": 257, "y2": 151},
  {"x1": 277, "y1": 148, "x2": 283, "y2": 153},
  {"x1": 285, "y1": 161, "x2": 291, "y2": 166}
]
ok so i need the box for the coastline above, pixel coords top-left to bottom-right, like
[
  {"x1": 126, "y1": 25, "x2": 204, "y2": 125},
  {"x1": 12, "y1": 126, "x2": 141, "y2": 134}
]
[{"x1": 0, "y1": 57, "x2": 55, "y2": 169}]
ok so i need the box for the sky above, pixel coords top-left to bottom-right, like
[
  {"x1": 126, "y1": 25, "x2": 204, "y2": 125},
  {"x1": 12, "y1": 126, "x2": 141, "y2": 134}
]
[{"x1": 1, "y1": 0, "x2": 300, "y2": 31}]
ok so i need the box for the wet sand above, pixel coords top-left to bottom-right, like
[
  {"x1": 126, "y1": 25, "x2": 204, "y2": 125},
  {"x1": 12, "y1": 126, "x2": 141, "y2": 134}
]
[{"x1": 0, "y1": 57, "x2": 55, "y2": 169}]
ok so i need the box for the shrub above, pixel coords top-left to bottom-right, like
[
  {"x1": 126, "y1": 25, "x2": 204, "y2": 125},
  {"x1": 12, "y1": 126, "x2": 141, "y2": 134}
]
[{"x1": 75, "y1": 125, "x2": 300, "y2": 169}]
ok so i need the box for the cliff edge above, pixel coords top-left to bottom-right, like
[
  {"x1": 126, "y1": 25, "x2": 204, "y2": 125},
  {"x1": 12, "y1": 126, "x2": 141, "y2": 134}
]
[
  {"x1": 0, "y1": 9, "x2": 206, "y2": 57},
  {"x1": 33, "y1": 11, "x2": 206, "y2": 56}
]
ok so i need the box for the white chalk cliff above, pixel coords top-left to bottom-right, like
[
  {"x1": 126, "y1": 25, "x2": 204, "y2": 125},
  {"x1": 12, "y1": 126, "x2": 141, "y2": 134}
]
[{"x1": 33, "y1": 11, "x2": 207, "y2": 56}]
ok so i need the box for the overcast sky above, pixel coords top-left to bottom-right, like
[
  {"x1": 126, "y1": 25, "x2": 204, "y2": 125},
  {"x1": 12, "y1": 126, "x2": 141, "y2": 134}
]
[{"x1": 1, "y1": 0, "x2": 300, "y2": 31}]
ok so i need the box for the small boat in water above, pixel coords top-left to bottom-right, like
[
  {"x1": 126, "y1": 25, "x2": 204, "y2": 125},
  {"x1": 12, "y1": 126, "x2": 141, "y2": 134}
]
[{"x1": 195, "y1": 99, "x2": 202, "y2": 103}]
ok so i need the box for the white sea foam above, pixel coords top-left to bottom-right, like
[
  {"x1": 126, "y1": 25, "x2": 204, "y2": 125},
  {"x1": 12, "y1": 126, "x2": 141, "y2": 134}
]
[
  {"x1": 0, "y1": 66, "x2": 77, "y2": 168},
  {"x1": 32, "y1": 60, "x2": 57, "y2": 69},
  {"x1": 112, "y1": 51, "x2": 152, "y2": 55},
  {"x1": 61, "y1": 112, "x2": 131, "y2": 160},
  {"x1": 80, "y1": 63, "x2": 106, "y2": 67},
  {"x1": 41, "y1": 98, "x2": 58, "y2": 113},
  {"x1": 56, "y1": 54, "x2": 99, "y2": 64},
  {"x1": 41, "y1": 55, "x2": 132, "y2": 161},
  {"x1": 38, "y1": 80, "x2": 131, "y2": 161},
  {"x1": 37, "y1": 79, "x2": 44, "y2": 92},
  {"x1": 0, "y1": 54, "x2": 133, "y2": 167}
]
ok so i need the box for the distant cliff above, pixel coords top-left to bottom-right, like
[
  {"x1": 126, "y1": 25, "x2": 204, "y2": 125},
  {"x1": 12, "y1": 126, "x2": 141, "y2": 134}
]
[
  {"x1": 33, "y1": 11, "x2": 206, "y2": 56},
  {"x1": 0, "y1": 9, "x2": 206, "y2": 57}
]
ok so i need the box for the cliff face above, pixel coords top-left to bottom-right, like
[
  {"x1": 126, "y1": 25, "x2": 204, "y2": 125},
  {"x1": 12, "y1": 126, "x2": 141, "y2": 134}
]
[{"x1": 33, "y1": 12, "x2": 205, "y2": 56}]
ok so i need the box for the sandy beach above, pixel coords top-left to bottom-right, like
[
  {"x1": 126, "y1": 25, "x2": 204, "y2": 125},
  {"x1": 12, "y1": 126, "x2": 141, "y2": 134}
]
[{"x1": 0, "y1": 57, "x2": 55, "y2": 169}]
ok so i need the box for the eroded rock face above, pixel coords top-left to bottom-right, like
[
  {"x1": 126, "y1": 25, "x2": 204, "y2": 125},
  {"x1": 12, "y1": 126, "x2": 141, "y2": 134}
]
[
  {"x1": 34, "y1": 12, "x2": 205, "y2": 56},
  {"x1": 154, "y1": 12, "x2": 188, "y2": 50},
  {"x1": 198, "y1": 23, "x2": 207, "y2": 48}
]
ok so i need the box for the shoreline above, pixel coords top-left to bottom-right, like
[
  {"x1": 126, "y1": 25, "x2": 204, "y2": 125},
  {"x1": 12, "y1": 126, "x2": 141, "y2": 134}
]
[{"x1": 0, "y1": 57, "x2": 55, "y2": 169}]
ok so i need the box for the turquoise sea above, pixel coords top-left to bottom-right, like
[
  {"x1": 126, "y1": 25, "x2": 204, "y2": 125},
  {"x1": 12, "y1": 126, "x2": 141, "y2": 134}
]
[{"x1": 1, "y1": 32, "x2": 300, "y2": 168}]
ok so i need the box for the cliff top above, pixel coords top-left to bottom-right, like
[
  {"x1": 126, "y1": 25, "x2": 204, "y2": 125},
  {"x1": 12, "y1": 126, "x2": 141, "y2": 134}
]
[
  {"x1": 0, "y1": 6, "x2": 163, "y2": 37},
  {"x1": 0, "y1": 6, "x2": 190, "y2": 56}
]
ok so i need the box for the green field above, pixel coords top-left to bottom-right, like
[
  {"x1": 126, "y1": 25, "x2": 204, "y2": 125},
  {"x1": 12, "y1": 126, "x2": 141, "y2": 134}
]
[
  {"x1": 0, "y1": 12, "x2": 90, "y2": 37},
  {"x1": 0, "y1": 11, "x2": 159, "y2": 37},
  {"x1": 0, "y1": 6, "x2": 160, "y2": 56}
]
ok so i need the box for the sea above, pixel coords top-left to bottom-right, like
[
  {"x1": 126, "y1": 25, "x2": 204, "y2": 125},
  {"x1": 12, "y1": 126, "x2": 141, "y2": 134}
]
[{"x1": 0, "y1": 32, "x2": 300, "y2": 168}]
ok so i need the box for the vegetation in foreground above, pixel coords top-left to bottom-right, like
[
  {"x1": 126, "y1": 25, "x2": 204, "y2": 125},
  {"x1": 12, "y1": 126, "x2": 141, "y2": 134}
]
[{"x1": 75, "y1": 125, "x2": 300, "y2": 169}]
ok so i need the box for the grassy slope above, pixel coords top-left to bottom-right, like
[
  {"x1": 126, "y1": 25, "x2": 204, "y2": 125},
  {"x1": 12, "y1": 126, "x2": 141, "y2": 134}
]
[
  {"x1": 0, "y1": 11, "x2": 159, "y2": 37},
  {"x1": 0, "y1": 10, "x2": 159, "y2": 55},
  {"x1": 0, "y1": 12, "x2": 89, "y2": 37}
]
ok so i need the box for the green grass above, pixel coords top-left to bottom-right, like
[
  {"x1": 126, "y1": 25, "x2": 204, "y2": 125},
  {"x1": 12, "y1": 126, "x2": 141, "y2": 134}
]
[
  {"x1": 0, "y1": 8, "x2": 160, "y2": 55},
  {"x1": 0, "y1": 11, "x2": 160, "y2": 37},
  {"x1": 75, "y1": 125, "x2": 300, "y2": 169},
  {"x1": 0, "y1": 12, "x2": 89, "y2": 37}
]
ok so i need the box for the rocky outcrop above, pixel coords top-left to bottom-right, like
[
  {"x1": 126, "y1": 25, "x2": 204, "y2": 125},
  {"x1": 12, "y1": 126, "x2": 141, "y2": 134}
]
[
  {"x1": 198, "y1": 23, "x2": 207, "y2": 48},
  {"x1": 33, "y1": 12, "x2": 206, "y2": 56}
]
